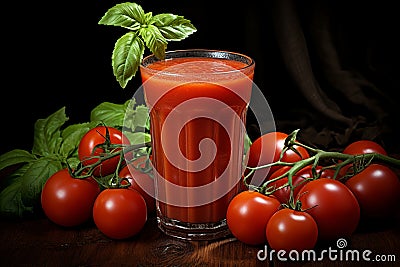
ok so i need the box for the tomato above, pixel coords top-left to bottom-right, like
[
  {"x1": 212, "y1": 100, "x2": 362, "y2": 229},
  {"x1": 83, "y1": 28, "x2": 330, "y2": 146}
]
[
  {"x1": 226, "y1": 191, "x2": 280, "y2": 245},
  {"x1": 267, "y1": 166, "x2": 310, "y2": 204},
  {"x1": 343, "y1": 140, "x2": 387, "y2": 156},
  {"x1": 345, "y1": 164, "x2": 400, "y2": 220},
  {"x1": 266, "y1": 208, "x2": 318, "y2": 252},
  {"x1": 340, "y1": 140, "x2": 387, "y2": 177},
  {"x1": 93, "y1": 188, "x2": 147, "y2": 239},
  {"x1": 78, "y1": 126, "x2": 130, "y2": 177},
  {"x1": 318, "y1": 168, "x2": 336, "y2": 179},
  {"x1": 119, "y1": 162, "x2": 156, "y2": 214},
  {"x1": 267, "y1": 165, "x2": 337, "y2": 204},
  {"x1": 247, "y1": 132, "x2": 310, "y2": 186},
  {"x1": 41, "y1": 168, "x2": 100, "y2": 227},
  {"x1": 297, "y1": 178, "x2": 360, "y2": 241}
]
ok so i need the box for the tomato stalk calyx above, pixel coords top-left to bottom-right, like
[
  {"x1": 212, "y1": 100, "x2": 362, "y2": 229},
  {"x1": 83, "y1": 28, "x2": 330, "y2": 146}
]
[
  {"x1": 126, "y1": 154, "x2": 154, "y2": 179},
  {"x1": 282, "y1": 192, "x2": 318, "y2": 213},
  {"x1": 68, "y1": 142, "x2": 151, "y2": 189},
  {"x1": 92, "y1": 126, "x2": 113, "y2": 154}
]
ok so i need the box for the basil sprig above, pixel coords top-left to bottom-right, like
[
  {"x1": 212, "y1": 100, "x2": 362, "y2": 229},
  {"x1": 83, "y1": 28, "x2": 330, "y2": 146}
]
[
  {"x1": 99, "y1": 2, "x2": 197, "y2": 89},
  {"x1": 0, "y1": 99, "x2": 150, "y2": 218}
]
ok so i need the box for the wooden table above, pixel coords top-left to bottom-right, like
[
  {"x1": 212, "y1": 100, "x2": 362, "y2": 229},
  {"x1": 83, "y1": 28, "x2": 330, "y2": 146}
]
[{"x1": 1, "y1": 212, "x2": 399, "y2": 267}]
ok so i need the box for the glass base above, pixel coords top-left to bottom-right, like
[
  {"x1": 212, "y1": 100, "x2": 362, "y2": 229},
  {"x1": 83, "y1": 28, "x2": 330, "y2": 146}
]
[{"x1": 157, "y1": 212, "x2": 231, "y2": 241}]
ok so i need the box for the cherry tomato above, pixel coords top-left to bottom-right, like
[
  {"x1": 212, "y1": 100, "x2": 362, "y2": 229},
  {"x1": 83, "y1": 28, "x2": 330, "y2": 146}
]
[
  {"x1": 267, "y1": 166, "x2": 311, "y2": 204},
  {"x1": 247, "y1": 132, "x2": 310, "y2": 186},
  {"x1": 93, "y1": 188, "x2": 147, "y2": 239},
  {"x1": 345, "y1": 164, "x2": 400, "y2": 220},
  {"x1": 340, "y1": 140, "x2": 387, "y2": 177},
  {"x1": 267, "y1": 165, "x2": 336, "y2": 204},
  {"x1": 318, "y1": 168, "x2": 336, "y2": 179},
  {"x1": 119, "y1": 160, "x2": 156, "y2": 214},
  {"x1": 41, "y1": 168, "x2": 100, "y2": 227},
  {"x1": 226, "y1": 191, "x2": 280, "y2": 245},
  {"x1": 266, "y1": 208, "x2": 318, "y2": 252},
  {"x1": 297, "y1": 178, "x2": 360, "y2": 241},
  {"x1": 78, "y1": 126, "x2": 130, "y2": 177},
  {"x1": 343, "y1": 140, "x2": 387, "y2": 156}
]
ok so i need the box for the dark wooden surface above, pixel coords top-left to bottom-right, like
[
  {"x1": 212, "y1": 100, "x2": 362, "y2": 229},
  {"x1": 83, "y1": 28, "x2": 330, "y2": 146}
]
[{"x1": 0, "y1": 212, "x2": 399, "y2": 267}]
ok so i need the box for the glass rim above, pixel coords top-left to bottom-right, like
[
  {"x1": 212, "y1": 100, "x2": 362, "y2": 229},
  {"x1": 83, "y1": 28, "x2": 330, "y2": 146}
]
[{"x1": 140, "y1": 49, "x2": 255, "y2": 76}]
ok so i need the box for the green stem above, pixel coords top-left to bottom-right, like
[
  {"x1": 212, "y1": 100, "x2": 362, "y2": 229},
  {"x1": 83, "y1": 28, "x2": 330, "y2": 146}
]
[{"x1": 71, "y1": 142, "x2": 151, "y2": 180}]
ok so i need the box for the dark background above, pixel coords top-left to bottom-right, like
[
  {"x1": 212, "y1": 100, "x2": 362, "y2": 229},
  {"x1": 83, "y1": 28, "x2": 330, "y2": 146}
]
[{"x1": 1, "y1": 0, "x2": 399, "y2": 155}]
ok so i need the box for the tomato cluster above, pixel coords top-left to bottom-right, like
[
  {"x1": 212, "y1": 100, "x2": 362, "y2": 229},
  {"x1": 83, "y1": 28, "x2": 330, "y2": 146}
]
[
  {"x1": 41, "y1": 126, "x2": 155, "y2": 240},
  {"x1": 40, "y1": 126, "x2": 399, "y2": 246},
  {"x1": 228, "y1": 131, "x2": 400, "y2": 251}
]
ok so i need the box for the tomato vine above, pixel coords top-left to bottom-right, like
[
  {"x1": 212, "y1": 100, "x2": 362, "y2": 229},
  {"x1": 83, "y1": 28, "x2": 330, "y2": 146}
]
[
  {"x1": 244, "y1": 129, "x2": 400, "y2": 205},
  {"x1": 72, "y1": 141, "x2": 151, "y2": 186}
]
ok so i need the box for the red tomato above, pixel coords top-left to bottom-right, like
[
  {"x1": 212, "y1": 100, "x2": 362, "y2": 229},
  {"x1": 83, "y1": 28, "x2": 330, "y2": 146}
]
[
  {"x1": 266, "y1": 208, "x2": 318, "y2": 252},
  {"x1": 343, "y1": 140, "x2": 387, "y2": 156},
  {"x1": 318, "y1": 168, "x2": 336, "y2": 179},
  {"x1": 340, "y1": 140, "x2": 387, "y2": 177},
  {"x1": 93, "y1": 188, "x2": 147, "y2": 239},
  {"x1": 345, "y1": 164, "x2": 400, "y2": 220},
  {"x1": 297, "y1": 178, "x2": 360, "y2": 241},
  {"x1": 247, "y1": 132, "x2": 310, "y2": 186},
  {"x1": 267, "y1": 166, "x2": 311, "y2": 204},
  {"x1": 41, "y1": 169, "x2": 100, "y2": 227},
  {"x1": 226, "y1": 191, "x2": 280, "y2": 245},
  {"x1": 119, "y1": 162, "x2": 156, "y2": 214},
  {"x1": 78, "y1": 126, "x2": 130, "y2": 177}
]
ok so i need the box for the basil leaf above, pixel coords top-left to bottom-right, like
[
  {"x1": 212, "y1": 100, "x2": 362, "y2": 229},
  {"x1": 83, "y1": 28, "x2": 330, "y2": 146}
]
[
  {"x1": 244, "y1": 133, "x2": 252, "y2": 154},
  {"x1": 124, "y1": 101, "x2": 150, "y2": 132},
  {"x1": 132, "y1": 104, "x2": 150, "y2": 130},
  {"x1": 124, "y1": 132, "x2": 151, "y2": 146},
  {"x1": 0, "y1": 149, "x2": 35, "y2": 172},
  {"x1": 20, "y1": 157, "x2": 62, "y2": 207},
  {"x1": 66, "y1": 157, "x2": 81, "y2": 170},
  {"x1": 139, "y1": 25, "x2": 167, "y2": 60},
  {"x1": 90, "y1": 101, "x2": 129, "y2": 127},
  {"x1": 112, "y1": 31, "x2": 145, "y2": 89},
  {"x1": 143, "y1": 11, "x2": 153, "y2": 24},
  {"x1": 60, "y1": 122, "x2": 98, "y2": 158},
  {"x1": 32, "y1": 107, "x2": 68, "y2": 156},
  {"x1": 98, "y1": 2, "x2": 146, "y2": 30},
  {"x1": 0, "y1": 163, "x2": 30, "y2": 194},
  {"x1": 151, "y1": 13, "x2": 197, "y2": 41},
  {"x1": 0, "y1": 178, "x2": 33, "y2": 218}
]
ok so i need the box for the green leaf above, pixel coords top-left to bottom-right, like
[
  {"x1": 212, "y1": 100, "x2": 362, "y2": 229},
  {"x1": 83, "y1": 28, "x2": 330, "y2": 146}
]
[
  {"x1": 59, "y1": 122, "x2": 98, "y2": 158},
  {"x1": 98, "y1": 2, "x2": 146, "y2": 30},
  {"x1": 124, "y1": 132, "x2": 151, "y2": 146},
  {"x1": 151, "y1": 13, "x2": 197, "y2": 41},
  {"x1": 139, "y1": 25, "x2": 167, "y2": 59},
  {"x1": 0, "y1": 149, "x2": 35, "y2": 172},
  {"x1": 124, "y1": 101, "x2": 150, "y2": 133},
  {"x1": 66, "y1": 157, "x2": 81, "y2": 170},
  {"x1": 0, "y1": 163, "x2": 30, "y2": 193},
  {"x1": 112, "y1": 31, "x2": 145, "y2": 88},
  {"x1": 0, "y1": 178, "x2": 33, "y2": 218},
  {"x1": 20, "y1": 157, "x2": 62, "y2": 207},
  {"x1": 32, "y1": 107, "x2": 68, "y2": 156},
  {"x1": 143, "y1": 11, "x2": 153, "y2": 24},
  {"x1": 244, "y1": 133, "x2": 252, "y2": 155},
  {"x1": 90, "y1": 101, "x2": 130, "y2": 127},
  {"x1": 131, "y1": 104, "x2": 150, "y2": 130}
]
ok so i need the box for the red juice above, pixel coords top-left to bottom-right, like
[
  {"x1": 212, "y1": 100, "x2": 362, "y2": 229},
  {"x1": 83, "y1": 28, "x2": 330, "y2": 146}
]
[{"x1": 140, "y1": 50, "x2": 255, "y2": 240}]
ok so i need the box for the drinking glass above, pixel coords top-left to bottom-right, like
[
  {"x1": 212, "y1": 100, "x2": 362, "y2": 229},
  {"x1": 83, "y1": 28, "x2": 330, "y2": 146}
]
[{"x1": 140, "y1": 49, "x2": 255, "y2": 240}]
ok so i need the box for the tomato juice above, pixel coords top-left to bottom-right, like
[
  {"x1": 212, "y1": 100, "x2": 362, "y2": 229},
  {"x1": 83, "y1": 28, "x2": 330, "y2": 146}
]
[{"x1": 140, "y1": 50, "x2": 255, "y2": 240}]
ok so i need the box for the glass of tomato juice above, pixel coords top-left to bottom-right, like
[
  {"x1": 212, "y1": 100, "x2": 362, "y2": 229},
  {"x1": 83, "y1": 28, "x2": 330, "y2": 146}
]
[{"x1": 140, "y1": 49, "x2": 255, "y2": 240}]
